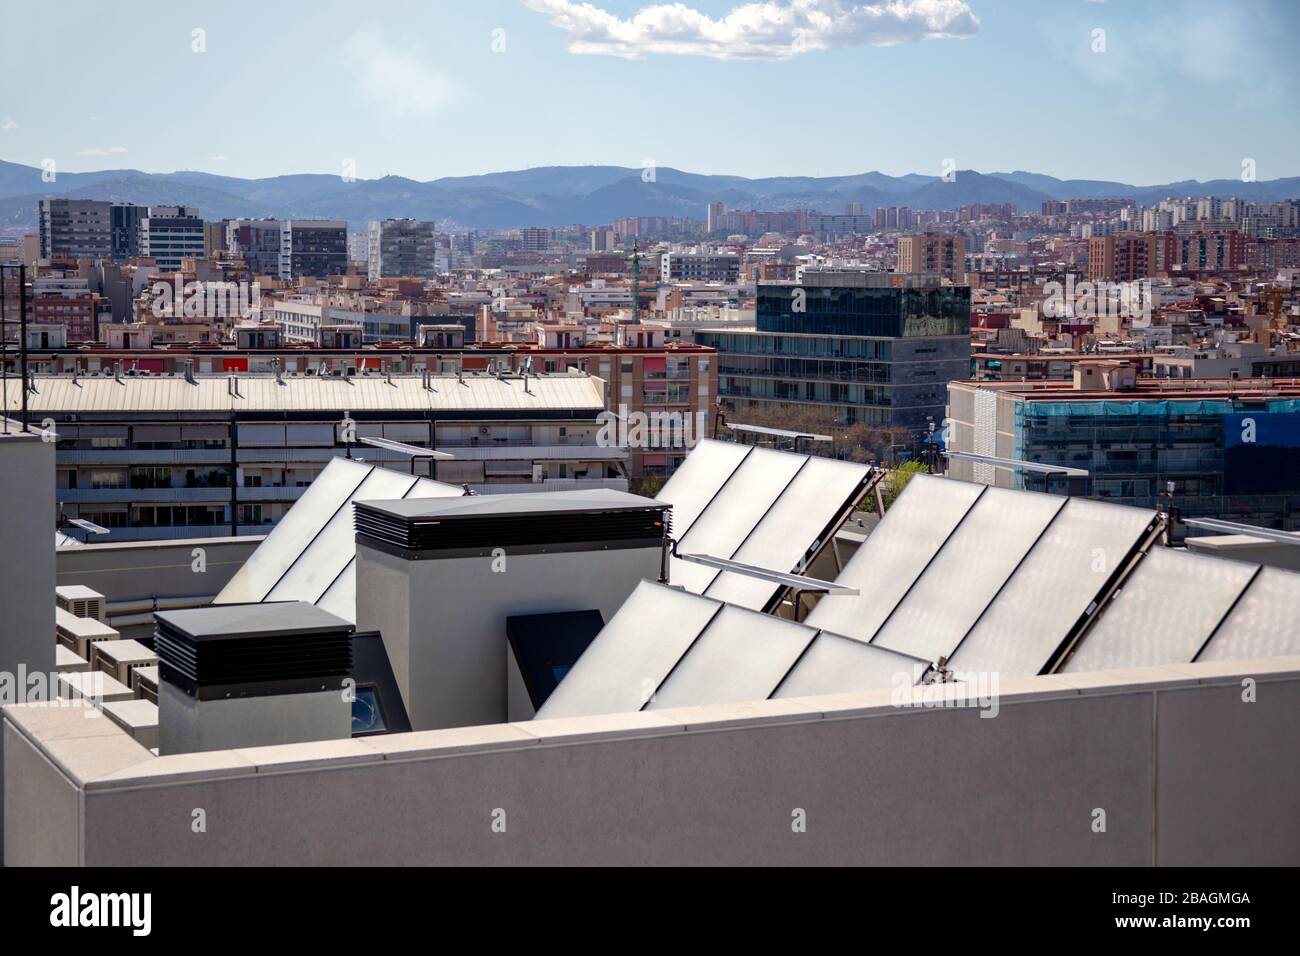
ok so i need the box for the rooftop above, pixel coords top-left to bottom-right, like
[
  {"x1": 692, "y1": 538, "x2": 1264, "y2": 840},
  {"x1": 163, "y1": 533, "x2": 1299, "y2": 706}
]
[{"x1": 1, "y1": 372, "x2": 607, "y2": 414}]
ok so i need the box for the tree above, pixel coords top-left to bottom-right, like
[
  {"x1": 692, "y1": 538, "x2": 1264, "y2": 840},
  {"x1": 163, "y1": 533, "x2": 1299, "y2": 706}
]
[{"x1": 882, "y1": 459, "x2": 927, "y2": 509}]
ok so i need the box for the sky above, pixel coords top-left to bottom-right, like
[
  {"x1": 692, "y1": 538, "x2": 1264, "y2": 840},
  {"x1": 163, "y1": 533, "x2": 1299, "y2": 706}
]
[{"x1": 2, "y1": 0, "x2": 1297, "y2": 185}]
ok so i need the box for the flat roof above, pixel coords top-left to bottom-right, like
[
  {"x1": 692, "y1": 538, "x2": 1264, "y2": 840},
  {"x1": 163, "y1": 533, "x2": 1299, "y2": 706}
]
[
  {"x1": 356, "y1": 488, "x2": 665, "y2": 520},
  {"x1": 1, "y1": 373, "x2": 607, "y2": 414},
  {"x1": 950, "y1": 377, "x2": 1300, "y2": 401},
  {"x1": 155, "y1": 601, "x2": 353, "y2": 641}
]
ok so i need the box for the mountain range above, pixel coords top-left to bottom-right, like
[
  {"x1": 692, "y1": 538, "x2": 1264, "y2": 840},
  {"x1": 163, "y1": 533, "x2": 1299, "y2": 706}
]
[{"x1": 2, "y1": 159, "x2": 1298, "y2": 232}]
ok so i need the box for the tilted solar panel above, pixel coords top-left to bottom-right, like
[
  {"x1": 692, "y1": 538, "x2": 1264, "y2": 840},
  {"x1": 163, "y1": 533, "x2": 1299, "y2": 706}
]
[
  {"x1": 669, "y1": 445, "x2": 808, "y2": 593},
  {"x1": 773, "y1": 631, "x2": 929, "y2": 699},
  {"x1": 1062, "y1": 547, "x2": 1259, "y2": 672},
  {"x1": 534, "y1": 581, "x2": 722, "y2": 720},
  {"x1": 1195, "y1": 565, "x2": 1300, "y2": 662},
  {"x1": 704, "y1": 456, "x2": 872, "y2": 611},
  {"x1": 215, "y1": 457, "x2": 372, "y2": 604},
  {"x1": 804, "y1": 475, "x2": 985, "y2": 641},
  {"x1": 646, "y1": 604, "x2": 817, "y2": 710},
  {"x1": 871, "y1": 486, "x2": 1065, "y2": 662},
  {"x1": 946, "y1": 498, "x2": 1160, "y2": 677}
]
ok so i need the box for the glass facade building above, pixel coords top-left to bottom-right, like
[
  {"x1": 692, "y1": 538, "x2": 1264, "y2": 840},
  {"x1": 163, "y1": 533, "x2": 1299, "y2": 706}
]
[
  {"x1": 949, "y1": 380, "x2": 1300, "y2": 529},
  {"x1": 697, "y1": 273, "x2": 970, "y2": 431}
]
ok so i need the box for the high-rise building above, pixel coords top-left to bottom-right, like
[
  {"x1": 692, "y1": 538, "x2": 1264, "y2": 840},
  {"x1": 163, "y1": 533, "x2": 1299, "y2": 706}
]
[
  {"x1": 110, "y1": 204, "x2": 144, "y2": 260},
  {"x1": 39, "y1": 199, "x2": 112, "y2": 260},
  {"x1": 706, "y1": 202, "x2": 726, "y2": 233},
  {"x1": 367, "y1": 219, "x2": 437, "y2": 279},
  {"x1": 696, "y1": 271, "x2": 970, "y2": 432},
  {"x1": 279, "y1": 220, "x2": 347, "y2": 279},
  {"x1": 1087, "y1": 232, "x2": 1161, "y2": 282},
  {"x1": 137, "y1": 207, "x2": 205, "y2": 272},
  {"x1": 897, "y1": 232, "x2": 967, "y2": 280},
  {"x1": 227, "y1": 219, "x2": 283, "y2": 276},
  {"x1": 519, "y1": 227, "x2": 550, "y2": 252}
]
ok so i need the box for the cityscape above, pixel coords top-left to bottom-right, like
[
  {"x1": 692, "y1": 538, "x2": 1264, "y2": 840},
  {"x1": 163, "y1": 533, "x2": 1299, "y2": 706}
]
[{"x1": 0, "y1": 0, "x2": 1295, "y2": 911}]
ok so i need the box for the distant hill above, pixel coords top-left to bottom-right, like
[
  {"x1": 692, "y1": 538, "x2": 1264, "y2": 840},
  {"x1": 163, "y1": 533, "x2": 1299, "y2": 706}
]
[{"x1": 2, "y1": 159, "x2": 1298, "y2": 232}]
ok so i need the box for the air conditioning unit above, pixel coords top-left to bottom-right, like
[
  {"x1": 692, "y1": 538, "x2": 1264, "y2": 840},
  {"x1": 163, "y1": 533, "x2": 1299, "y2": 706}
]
[
  {"x1": 55, "y1": 606, "x2": 119, "y2": 659},
  {"x1": 90, "y1": 638, "x2": 159, "y2": 686},
  {"x1": 56, "y1": 585, "x2": 107, "y2": 622}
]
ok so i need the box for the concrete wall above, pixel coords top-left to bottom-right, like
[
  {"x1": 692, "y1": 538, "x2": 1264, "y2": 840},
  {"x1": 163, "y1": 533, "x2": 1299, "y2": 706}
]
[
  {"x1": 56, "y1": 535, "x2": 261, "y2": 641},
  {"x1": 5, "y1": 656, "x2": 1297, "y2": 866},
  {"x1": 0, "y1": 424, "x2": 56, "y2": 862}
]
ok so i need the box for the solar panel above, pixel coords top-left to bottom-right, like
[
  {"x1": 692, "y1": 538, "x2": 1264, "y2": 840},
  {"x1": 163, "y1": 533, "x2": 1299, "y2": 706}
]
[
  {"x1": 670, "y1": 446, "x2": 808, "y2": 593},
  {"x1": 216, "y1": 456, "x2": 462, "y2": 621},
  {"x1": 265, "y1": 466, "x2": 419, "y2": 604},
  {"x1": 773, "y1": 631, "x2": 928, "y2": 699},
  {"x1": 534, "y1": 581, "x2": 721, "y2": 719},
  {"x1": 297, "y1": 474, "x2": 463, "y2": 621},
  {"x1": 704, "y1": 456, "x2": 872, "y2": 610},
  {"x1": 804, "y1": 475, "x2": 985, "y2": 641},
  {"x1": 216, "y1": 457, "x2": 372, "y2": 603},
  {"x1": 1062, "y1": 548, "x2": 1259, "y2": 672},
  {"x1": 655, "y1": 438, "x2": 751, "y2": 538},
  {"x1": 645, "y1": 605, "x2": 817, "y2": 710},
  {"x1": 946, "y1": 498, "x2": 1159, "y2": 677},
  {"x1": 1196, "y1": 566, "x2": 1300, "y2": 662},
  {"x1": 871, "y1": 487, "x2": 1065, "y2": 662}
]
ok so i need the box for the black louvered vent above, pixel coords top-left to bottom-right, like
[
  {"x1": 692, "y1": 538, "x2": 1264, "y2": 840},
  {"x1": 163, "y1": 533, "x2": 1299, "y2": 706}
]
[
  {"x1": 355, "y1": 502, "x2": 669, "y2": 554},
  {"x1": 156, "y1": 618, "x2": 353, "y2": 701}
]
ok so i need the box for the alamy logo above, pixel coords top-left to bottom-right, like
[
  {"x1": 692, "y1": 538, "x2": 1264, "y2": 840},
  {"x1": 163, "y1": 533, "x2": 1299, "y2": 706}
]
[
  {"x1": 49, "y1": 886, "x2": 151, "y2": 936},
  {"x1": 596, "y1": 405, "x2": 709, "y2": 450},
  {"x1": 150, "y1": 278, "x2": 261, "y2": 319},
  {"x1": 1041, "y1": 275, "x2": 1152, "y2": 328}
]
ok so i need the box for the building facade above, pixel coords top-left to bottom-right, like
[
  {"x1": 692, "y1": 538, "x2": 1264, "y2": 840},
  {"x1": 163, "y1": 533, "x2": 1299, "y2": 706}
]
[
  {"x1": 947, "y1": 376, "x2": 1300, "y2": 529},
  {"x1": 280, "y1": 220, "x2": 348, "y2": 279},
  {"x1": 896, "y1": 232, "x2": 967, "y2": 280},
  {"x1": 137, "y1": 207, "x2": 206, "y2": 272},
  {"x1": 39, "y1": 199, "x2": 112, "y2": 260},
  {"x1": 367, "y1": 219, "x2": 437, "y2": 280},
  {"x1": 2, "y1": 374, "x2": 627, "y2": 541},
  {"x1": 697, "y1": 271, "x2": 970, "y2": 433}
]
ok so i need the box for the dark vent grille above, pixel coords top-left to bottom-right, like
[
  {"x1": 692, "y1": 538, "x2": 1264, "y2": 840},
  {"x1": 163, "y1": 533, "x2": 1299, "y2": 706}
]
[
  {"x1": 355, "y1": 503, "x2": 668, "y2": 555},
  {"x1": 156, "y1": 618, "x2": 352, "y2": 701}
]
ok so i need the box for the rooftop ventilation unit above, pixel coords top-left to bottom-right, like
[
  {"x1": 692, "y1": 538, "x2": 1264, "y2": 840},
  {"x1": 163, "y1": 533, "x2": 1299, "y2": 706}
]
[
  {"x1": 154, "y1": 602, "x2": 355, "y2": 755},
  {"x1": 56, "y1": 585, "x2": 107, "y2": 623},
  {"x1": 355, "y1": 489, "x2": 669, "y2": 730},
  {"x1": 55, "y1": 606, "x2": 119, "y2": 659}
]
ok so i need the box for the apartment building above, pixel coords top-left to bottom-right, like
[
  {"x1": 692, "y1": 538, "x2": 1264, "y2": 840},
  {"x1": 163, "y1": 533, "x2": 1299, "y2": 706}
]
[
  {"x1": 137, "y1": 207, "x2": 206, "y2": 272},
  {"x1": 1, "y1": 372, "x2": 625, "y2": 540},
  {"x1": 896, "y1": 232, "x2": 967, "y2": 281},
  {"x1": 367, "y1": 219, "x2": 437, "y2": 279},
  {"x1": 38, "y1": 198, "x2": 112, "y2": 260},
  {"x1": 280, "y1": 220, "x2": 348, "y2": 279},
  {"x1": 227, "y1": 219, "x2": 283, "y2": 276},
  {"x1": 660, "y1": 253, "x2": 739, "y2": 283},
  {"x1": 1087, "y1": 231, "x2": 1161, "y2": 282},
  {"x1": 947, "y1": 372, "x2": 1300, "y2": 528}
]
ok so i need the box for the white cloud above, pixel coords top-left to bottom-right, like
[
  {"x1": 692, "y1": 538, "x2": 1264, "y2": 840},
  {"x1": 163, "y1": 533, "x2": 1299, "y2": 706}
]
[
  {"x1": 523, "y1": 0, "x2": 979, "y2": 60},
  {"x1": 209, "y1": 155, "x2": 228, "y2": 162},
  {"x1": 1, "y1": 118, "x2": 16, "y2": 132},
  {"x1": 345, "y1": 30, "x2": 452, "y2": 114},
  {"x1": 78, "y1": 145, "x2": 128, "y2": 156}
]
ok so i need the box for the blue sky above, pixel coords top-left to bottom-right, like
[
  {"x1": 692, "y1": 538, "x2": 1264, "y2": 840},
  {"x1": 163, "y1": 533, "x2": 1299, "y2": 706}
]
[{"x1": 2, "y1": 0, "x2": 1297, "y2": 184}]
